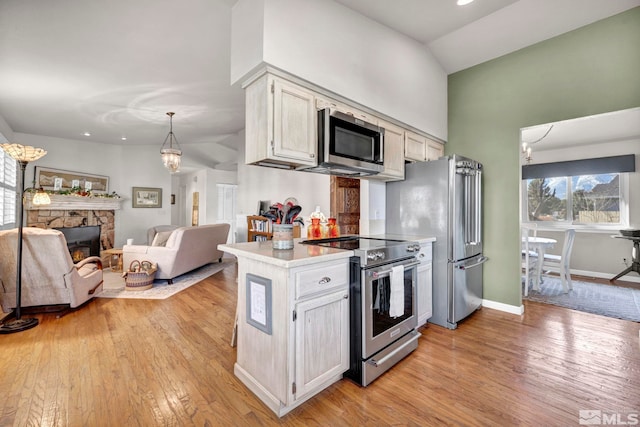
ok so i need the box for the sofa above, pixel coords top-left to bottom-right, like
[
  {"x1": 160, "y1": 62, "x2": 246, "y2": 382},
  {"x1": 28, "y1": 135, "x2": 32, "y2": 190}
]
[
  {"x1": 147, "y1": 224, "x2": 180, "y2": 245},
  {"x1": 122, "y1": 223, "x2": 230, "y2": 284},
  {"x1": 0, "y1": 227, "x2": 104, "y2": 313}
]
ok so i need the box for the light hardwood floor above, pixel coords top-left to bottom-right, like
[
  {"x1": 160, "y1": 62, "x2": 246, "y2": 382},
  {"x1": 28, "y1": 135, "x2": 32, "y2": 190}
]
[{"x1": 1, "y1": 262, "x2": 638, "y2": 426}]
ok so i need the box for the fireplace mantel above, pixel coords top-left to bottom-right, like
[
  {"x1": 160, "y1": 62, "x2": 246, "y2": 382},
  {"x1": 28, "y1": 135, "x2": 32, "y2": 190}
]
[{"x1": 25, "y1": 193, "x2": 126, "y2": 211}]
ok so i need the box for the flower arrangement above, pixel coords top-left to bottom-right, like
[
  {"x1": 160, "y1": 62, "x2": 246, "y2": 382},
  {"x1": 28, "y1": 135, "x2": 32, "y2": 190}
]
[{"x1": 26, "y1": 186, "x2": 121, "y2": 198}]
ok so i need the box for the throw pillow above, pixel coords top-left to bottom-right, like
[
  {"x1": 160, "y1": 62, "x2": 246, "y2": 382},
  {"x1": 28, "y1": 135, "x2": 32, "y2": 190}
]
[{"x1": 151, "y1": 230, "x2": 173, "y2": 247}]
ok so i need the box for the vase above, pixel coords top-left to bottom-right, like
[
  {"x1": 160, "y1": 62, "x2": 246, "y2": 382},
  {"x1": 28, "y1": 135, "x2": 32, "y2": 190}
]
[
  {"x1": 327, "y1": 217, "x2": 339, "y2": 238},
  {"x1": 307, "y1": 218, "x2": 323, "y2": 239}
]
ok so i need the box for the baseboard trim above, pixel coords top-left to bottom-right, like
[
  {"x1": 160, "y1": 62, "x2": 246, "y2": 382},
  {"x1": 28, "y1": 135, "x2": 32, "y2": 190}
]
[
  {"x1": 482, "y1": 299, "x2": 524, "y2": 315},
  {"x1": 569, "y1": 268, "x2": 640, "y2": 284}
]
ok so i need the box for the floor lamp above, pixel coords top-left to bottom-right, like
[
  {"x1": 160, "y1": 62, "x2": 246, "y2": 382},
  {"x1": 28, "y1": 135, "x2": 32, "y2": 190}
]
[{"x1": 0, "y1": 143, "x2": 48, "y2": 334}]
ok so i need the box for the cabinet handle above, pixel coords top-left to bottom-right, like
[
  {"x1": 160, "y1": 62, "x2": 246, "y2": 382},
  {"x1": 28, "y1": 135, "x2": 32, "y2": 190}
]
[
  {"x1": 343, "y1": 294, "x2": 348, "y2": 299},
  {"x1": 318, "y1": 277, "x2": 331, "y2": 284}
]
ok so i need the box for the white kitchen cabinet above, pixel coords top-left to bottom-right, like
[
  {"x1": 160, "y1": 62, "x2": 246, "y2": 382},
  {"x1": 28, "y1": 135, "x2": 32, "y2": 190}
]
[
  {"x1": 404, "y1": 130, "x2": 427, "y2": 161},
  {"x1": 405, "y1": 131, "x2": 444, "y2": 162},
  {"x1": 245, "y1": 73, "x2": 317, "y2": 168},
  {"x1": 426, "y1": 138, "x2": 444, "y2": 161},
  {"x1": 416, "y1": 242, "x2": 433, "y2": 327},
  {"x1": 371, "y1": 119, "x2": 404, "y2": 181},
  {"x1": 294, "y1": 289, "x2": 349, "y2": 399},
  {"x1": 228, "y1": 246, "x2": 351, "y2": 418},
  {"x1": 315, "y1": 97, "x2": 377, "y2": 125}
]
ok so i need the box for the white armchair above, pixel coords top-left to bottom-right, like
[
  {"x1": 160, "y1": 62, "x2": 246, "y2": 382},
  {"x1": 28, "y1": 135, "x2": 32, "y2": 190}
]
[{"x1": 0, "y1": 227, "x2": 104, "y2": 314}]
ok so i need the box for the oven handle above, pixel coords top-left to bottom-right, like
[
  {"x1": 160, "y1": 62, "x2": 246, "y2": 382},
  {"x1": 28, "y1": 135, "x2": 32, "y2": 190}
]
[
  {"x1": 371, "y1": 260, "x2": 420, "y2": 278},
  {"x1": 367, "y1": 331, "x2": 421, "y2": 367}
]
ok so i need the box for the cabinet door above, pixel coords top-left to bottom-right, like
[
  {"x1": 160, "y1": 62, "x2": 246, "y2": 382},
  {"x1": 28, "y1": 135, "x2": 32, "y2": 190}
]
[
  {"x1": 376, "y1": 119, "x2": 405, "y2": 180},
  {"x1": 416, "y1": 262, "x2": 433, "y2": 327},
  {"x1": 315, "y1": 97, "x2": 376, "y2": 124},
  {"x1": 272, "y1": 79, "x2": 317, "y2": 166},
  {"x1": 294, "y1": 289, "x2": 349, "y2": 400},
  {"x1": 404, "y1": 131, "x2": 427, "y2": 161},
  {"x1": 426, "y1": 138, "x2": 444, "y2": 161}
]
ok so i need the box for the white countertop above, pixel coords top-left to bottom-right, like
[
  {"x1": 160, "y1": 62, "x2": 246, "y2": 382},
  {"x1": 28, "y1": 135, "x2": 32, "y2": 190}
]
[
  {"x1": 219, "y1": 234, "x2": 436, "y2": 269},
  {"x1": 218, "y1": 238, "x2": 354, "y2": 268}
]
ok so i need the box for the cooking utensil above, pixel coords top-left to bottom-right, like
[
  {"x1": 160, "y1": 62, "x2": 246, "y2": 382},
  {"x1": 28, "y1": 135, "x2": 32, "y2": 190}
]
[{"x1": 286, "y1": 205, "x2": 301, "y2": 224}]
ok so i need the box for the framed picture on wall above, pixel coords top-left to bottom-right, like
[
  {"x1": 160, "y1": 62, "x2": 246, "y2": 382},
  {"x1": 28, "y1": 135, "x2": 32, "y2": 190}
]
[
  {"x1": 132, "y1": 187, "x2": 162, "y2": 208},
  {"x1": 35, "y1": 167, "x2": 109, "y2": 194}
]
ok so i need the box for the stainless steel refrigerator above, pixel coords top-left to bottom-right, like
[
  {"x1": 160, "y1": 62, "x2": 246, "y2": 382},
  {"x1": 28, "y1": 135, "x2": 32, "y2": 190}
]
[{"x1": 386, "y1": 154, "x2": 487, "y2": 329}]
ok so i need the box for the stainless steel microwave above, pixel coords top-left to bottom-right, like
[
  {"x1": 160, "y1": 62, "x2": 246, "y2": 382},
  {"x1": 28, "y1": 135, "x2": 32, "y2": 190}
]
[{"x1": 300, "y1": 108, "x2": 384, "y2": 177}]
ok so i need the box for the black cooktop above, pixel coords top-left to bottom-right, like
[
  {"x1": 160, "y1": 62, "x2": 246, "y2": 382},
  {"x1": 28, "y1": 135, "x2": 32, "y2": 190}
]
[{"x1": 300, "y1": 236, "x2": 405, "y2": 250}]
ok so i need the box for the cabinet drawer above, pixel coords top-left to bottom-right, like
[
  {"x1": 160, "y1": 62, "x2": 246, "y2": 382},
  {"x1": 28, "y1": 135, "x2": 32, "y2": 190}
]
[{"x1": 295, "y1": 262, "x2": 348, "y2": 299}]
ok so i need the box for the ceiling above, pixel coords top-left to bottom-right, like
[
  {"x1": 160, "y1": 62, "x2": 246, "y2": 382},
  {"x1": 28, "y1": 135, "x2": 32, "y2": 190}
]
[
  {"x1": 0, "y1": 0, "x2": 638, "y2": 173},
  {"x1": 521, "y1": 107, "x2": 640, "y2": 151}
]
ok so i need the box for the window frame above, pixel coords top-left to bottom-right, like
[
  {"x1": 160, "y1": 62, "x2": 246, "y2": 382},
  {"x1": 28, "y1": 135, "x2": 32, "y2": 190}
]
[
  {"x1": 0, "y1": 149, "x2": 18, "y2": 230},
  {"x1": 521, "y1": 172, "x2": 629, "y2": 232}
]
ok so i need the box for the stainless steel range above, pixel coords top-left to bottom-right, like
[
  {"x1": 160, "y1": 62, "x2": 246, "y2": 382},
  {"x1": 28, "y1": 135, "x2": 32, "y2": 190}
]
[{"x1": 301, "y1": 236, "x2": 421, "y2": 386}]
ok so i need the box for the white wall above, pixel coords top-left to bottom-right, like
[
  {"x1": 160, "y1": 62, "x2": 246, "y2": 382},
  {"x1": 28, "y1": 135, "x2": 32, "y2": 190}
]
[
  {"x1": 231, "y1": 0, "x2": 447, "y2": 140},
  {"x1": 235, "y1": 130, "x2": 331, "y2": 240},
  {"x1": 15, "y1": 133, "x2": 172, "y2": 246},
  {"x1": 0, "y1": 113, "x2": 14, "y2": 143},
  {"x1": 528, "y1": 138, "x2": 640, "y2": 281}
]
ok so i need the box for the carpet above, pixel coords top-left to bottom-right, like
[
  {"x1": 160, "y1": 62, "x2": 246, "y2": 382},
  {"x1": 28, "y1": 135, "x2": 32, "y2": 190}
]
[
  {"x1": 524, "y1": 276, "x2": 640, "y2": 322},
  {"x1": 97, "y1": 259, "x2": 236, "y2": 300}
]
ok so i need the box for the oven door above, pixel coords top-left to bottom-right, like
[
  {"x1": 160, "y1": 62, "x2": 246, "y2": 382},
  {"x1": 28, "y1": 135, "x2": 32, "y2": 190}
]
[{"x1": 362, "y1": 257, "x2": 418, "y2": 358}]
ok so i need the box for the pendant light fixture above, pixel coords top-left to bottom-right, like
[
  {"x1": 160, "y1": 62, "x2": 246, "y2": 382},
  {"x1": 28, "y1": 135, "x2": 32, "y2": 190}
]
[{"x1": 160, "y1": 112, "x2": 182, "y2": 173}]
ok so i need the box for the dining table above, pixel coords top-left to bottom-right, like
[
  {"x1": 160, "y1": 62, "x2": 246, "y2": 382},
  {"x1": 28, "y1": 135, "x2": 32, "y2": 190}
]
[{"x1": 523, "y1": 236, "x2": 557, "y2": 291}]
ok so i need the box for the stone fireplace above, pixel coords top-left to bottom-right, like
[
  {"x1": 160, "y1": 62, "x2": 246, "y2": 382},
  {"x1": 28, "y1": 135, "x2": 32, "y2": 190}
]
[{"x1": 24, "y1": 193, "x2": 125, "y2": 261}]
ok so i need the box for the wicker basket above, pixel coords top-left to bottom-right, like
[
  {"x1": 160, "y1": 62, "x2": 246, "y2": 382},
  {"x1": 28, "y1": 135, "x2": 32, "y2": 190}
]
[{"x1": 122, "y1": 260, "x2": 157, "y2": 291}]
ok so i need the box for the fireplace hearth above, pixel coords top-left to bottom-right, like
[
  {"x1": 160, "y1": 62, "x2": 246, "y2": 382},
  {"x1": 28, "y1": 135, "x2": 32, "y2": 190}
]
[{"x1": 54, "y1": 225, "x2": 101, "y2": 262}]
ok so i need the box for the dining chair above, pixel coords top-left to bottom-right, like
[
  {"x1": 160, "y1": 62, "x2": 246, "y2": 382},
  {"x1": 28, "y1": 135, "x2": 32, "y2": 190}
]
[
  {"x1": 542, "y1": 228, "x2": 576, "y2": 293},
  {"x1": 521, "y1": 224, "x2": 538, "y2": 297}
]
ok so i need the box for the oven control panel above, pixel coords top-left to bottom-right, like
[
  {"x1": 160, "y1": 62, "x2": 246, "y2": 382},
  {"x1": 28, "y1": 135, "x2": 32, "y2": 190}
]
[{"x1": 367, "y1": 251, "x2": 386, "y2": 261}]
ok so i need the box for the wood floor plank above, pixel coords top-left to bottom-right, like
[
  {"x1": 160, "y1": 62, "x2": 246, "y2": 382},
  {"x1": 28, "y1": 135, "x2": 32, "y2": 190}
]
[{"x1": 1, "y1": 262, "x2": 639, "y2": 426}]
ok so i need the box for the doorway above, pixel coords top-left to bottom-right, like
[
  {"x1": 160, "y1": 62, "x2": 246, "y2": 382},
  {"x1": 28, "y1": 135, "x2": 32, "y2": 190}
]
[{"x1": 330, "y1": 176, "x2": 360, "y2": 235}]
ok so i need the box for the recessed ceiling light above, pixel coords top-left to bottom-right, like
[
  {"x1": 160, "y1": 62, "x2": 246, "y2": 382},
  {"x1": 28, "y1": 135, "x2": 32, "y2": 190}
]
[
  {"x1": 457, "y1": 0, "x2": 474, "y2": 5},
  {"x1": 121, "y1": 137, "x2": 127, "y2": 141},
  {"x1": 83, "y1": 132, "x2": 91, "y2": 136}
]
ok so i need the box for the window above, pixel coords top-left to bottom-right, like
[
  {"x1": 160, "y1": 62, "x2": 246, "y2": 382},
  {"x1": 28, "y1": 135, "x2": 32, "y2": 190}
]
[
  {"x1": 522, "y1": 155, "x2": 634, "y2": 230},
  {"x1": 0, "y1": 149, "x2": 17, "y2": 229},
  {"x1": 524, "y1": 173, "x2": 627, "y2": 228}
]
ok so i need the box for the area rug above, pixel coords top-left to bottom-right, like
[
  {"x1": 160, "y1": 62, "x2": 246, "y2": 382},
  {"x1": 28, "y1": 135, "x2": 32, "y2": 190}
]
[
  {"x1": 97, "y1": 259, "x2": 236, "y2": 300},
  {"x1": 524, "y1": 276, "x2": 640, "y2": 322}
]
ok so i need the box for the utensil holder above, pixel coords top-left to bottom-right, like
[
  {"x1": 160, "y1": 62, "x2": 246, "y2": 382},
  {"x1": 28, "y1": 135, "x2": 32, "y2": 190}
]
[{"x1": 272, "y1": 224, "x2": 294, "y2": 250}]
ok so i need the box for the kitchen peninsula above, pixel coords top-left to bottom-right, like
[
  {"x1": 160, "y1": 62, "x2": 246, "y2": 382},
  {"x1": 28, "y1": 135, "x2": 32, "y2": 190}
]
[
  {"x1": 218, "y1": 239, "x2": 353, "y2": 417},
  {"x1": 219, "y1": 235, "x2": 434, "y2": 417}
]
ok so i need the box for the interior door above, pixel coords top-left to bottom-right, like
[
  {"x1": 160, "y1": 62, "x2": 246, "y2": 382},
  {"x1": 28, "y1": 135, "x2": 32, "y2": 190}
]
[{"x1": 330, "y1": 176, "x2": 360, "y2": 235}]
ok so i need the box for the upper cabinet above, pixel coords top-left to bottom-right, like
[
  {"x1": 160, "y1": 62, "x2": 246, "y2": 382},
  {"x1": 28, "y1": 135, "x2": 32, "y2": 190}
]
[
  {"x1": 372, "y1": 119, "x2": 404, "y2": 181},
  {"x1": 245, "y1": 74, "x2": 317, "y2": 168},
  {"x1": 315, "y1": 97, "x2": 377, "y2": 125},
  {"x1": 243, "y1": 70, "x2": 445, "y2": 179},
  {"x1": 405, "y1": 131, "x2": 444, "y2": 162}
]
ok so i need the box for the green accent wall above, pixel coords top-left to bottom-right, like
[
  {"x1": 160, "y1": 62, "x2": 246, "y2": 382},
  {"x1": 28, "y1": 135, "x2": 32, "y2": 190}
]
[{"x1": 447, "y1": 7, "x2": 640, "y2": 307}]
